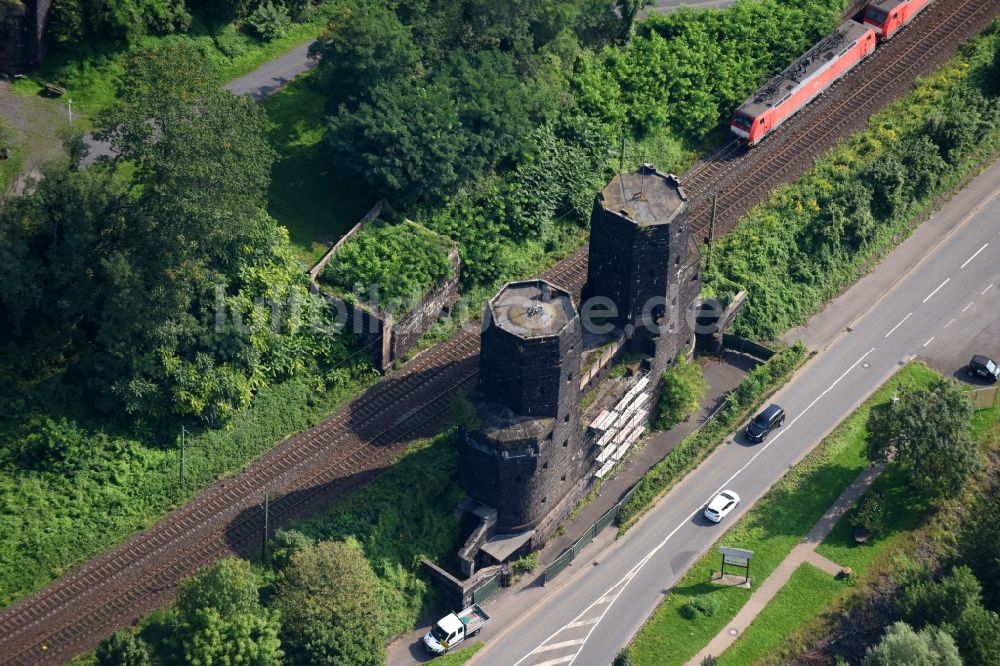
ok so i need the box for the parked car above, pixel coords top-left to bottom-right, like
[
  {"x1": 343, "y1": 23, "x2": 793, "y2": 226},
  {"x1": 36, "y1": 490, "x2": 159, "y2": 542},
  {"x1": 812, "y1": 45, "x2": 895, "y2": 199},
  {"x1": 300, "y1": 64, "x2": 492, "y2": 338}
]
[
  {"x1": 423, "y1": 604, "x2": 491, "y2": 655},
  {"x1": 968, "y1": 355, "x2": 999, "y2": 382},
  {"x1": 746, "y1": 404, "x2": 786, "y2": 442},
  {"x1": 704, "y1": 490, "x2": 740, "y2": 523}
]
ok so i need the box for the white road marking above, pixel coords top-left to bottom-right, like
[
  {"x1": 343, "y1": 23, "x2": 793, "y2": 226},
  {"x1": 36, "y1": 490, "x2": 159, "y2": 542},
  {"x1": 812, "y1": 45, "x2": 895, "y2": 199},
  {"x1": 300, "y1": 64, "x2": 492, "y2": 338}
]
[
  {"x1": 961, "y1": 243, "x2": 988, "y2": 268},
  {"x1": 923, "y1": 336, "x2": 935, "y2": 348},
  {"x1": 534, "y1": 640, "x2": 586, "y2": 653},
  {"x1": 923, "y1": 278, "x2": 950, "y2": 303},
  {"x1": 565, "y1": 619, "x2": 599, "y2": 629},
  {"x1": 962, "y1": 302, "x2": 974, "y2": 312},
  {"x1": 516, "y1": 347, "x2": 877, "y2": 666},
  {"x1": 534, "y1": 656, "x2": 575, "y2": 666},
  {"x1": 983, "y1": 284, "x2": 994, "y2": 296},
  {"x1": 884, "y1": 313, "x2": 912, "y2": 338},
  {"x1": 944, "y1": 318, "x2": 956, "y2": 329}
]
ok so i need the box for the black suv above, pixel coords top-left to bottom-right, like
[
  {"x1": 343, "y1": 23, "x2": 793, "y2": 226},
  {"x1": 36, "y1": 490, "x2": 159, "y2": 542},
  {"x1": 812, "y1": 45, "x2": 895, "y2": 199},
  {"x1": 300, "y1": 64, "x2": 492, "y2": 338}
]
[
  {"x1": 746, "y1": 404, "x2": 785, "y2": 442},
  {"x1": 968, "y1": 355, "x2": 999, "y2": 383}
]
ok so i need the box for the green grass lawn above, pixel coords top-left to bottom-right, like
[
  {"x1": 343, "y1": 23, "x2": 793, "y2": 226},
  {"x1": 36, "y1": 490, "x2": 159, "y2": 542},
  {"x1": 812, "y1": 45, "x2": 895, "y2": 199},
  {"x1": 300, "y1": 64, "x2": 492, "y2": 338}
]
[
  {"x1": 263, "y1": 75, "x2": 376, "y2": 266},
  {"x1": 435, "y1": 642, "x2": 484, "y2": 664},
  {"x1": 718, "y1": 563, "x2": 848, "y2": 666},
  {"x1": 628, "y1": 363, "x2": 939, "y2": 666},
  {"x1": 10, "y1": 12, "x2": 330, "y2": 124},
  {"x1": 710, "y1": 381, "x2": 999, "y2": 665}
]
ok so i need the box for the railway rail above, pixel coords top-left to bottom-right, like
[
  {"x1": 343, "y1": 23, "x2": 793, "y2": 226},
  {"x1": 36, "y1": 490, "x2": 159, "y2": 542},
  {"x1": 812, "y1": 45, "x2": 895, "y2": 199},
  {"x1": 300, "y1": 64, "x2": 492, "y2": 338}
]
[
  {"x1": 683, "y1": 0, "x2": 1000, "y2": 236},
  {"x1": 1, "y1": 0, "x2": 997, "y2": 661}
]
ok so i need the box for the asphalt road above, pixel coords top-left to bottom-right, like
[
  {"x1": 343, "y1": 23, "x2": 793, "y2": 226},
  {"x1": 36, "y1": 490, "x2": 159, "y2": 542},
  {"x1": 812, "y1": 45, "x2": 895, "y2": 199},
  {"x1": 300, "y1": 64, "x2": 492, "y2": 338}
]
[{"x1": 470, "y1": 168, "x2": 1000, "y2": 665}]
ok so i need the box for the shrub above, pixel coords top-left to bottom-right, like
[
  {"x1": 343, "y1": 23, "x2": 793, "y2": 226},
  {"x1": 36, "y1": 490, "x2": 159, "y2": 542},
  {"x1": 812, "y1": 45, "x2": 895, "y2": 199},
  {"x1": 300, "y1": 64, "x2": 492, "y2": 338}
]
[
  {"x1": 681, "y1": 594, "x2": 720, "y2": 620},
  {"x1": 655, "y1": 353, "x2": 708, "y2": 430},
  {"x1": 96, "y1": 630, "x2": 152, "y2": 666},
  {"x1": 511, "y1": 552, "x2": 539, "y2": 576},
  {"x1": 613, "y1": 648, "x2": 634, "y2": 666},
  {"x1": 850, "y1": 491, "x2": 885, "y2": 535},
  {"x1": 246, "y1": 1, "x2": 292, "y2": 42},
  {"x1": 320, "y1": 221, "x2": 454, "y2": 312}
]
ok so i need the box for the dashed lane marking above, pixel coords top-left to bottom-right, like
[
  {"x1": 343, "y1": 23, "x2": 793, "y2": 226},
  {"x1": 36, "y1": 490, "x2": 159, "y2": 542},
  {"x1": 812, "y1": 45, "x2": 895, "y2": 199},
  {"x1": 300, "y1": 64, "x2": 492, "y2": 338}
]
[
  {"x1": 961, "y1": 243, "x2": 988, "y2": 268},
  {"x1": 923, "y1": 278, "x2": 950, "y2": 303},
  {"x1": 884, "y1": 313, "x2": 912, "y2": 338}
]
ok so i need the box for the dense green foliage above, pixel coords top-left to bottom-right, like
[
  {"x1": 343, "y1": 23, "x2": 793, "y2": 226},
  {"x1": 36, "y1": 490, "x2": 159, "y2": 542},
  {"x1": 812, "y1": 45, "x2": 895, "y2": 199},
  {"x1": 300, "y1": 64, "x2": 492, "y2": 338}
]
[
  {"x1": 97, "y1": 559, "x2": 283, "y2": 665},
  {"x1": 48, "y1": 0, "x2": 320, "y2": 47},
  {"x1": 273, "y1": 540, "x2": 384, "y2": 665},
  {"x1": 0, "y1": 44, "x2": 375, "y2": 611},
  {"x1": 95, "y1": 432, "x2": 463, "y2": 663},
  {"x1": 171, "y1": 560, "x2": 283, "y2": 665},
  {"x1": 866, "y1": 378, "x2": 978, "y2": 499},
  {"x1": 312, "y1": 0, "x2": 844, "y2": 285},
  {"x1": 655, "y1": 353, "x2": 708, "y2": 430},
  {"x1": 619, "y1": 342, "x2": 807, "y2": 528},
  {"x1": 320, "y1": 221, "x2": 454, "y2": 310},
  {"x1": 704, "y1": 26, "x2": 1000, "y2": 339},
  {"x1": 862, "y1": 622, "x2": 962, "y2": 666},
  {"x1": 1, "y1": 43, "x2": 358, "y2": 432}
]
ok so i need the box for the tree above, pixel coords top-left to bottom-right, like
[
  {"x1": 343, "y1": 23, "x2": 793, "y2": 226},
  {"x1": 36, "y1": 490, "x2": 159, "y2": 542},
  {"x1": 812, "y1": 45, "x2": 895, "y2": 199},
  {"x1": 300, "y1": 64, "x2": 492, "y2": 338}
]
[
  {"x1": 866, "y1": 378, "x2": 979, "y2": 499},
  {"x1": 96, "y1": 630, "x2": 152, "y2": 666},
  {"x1": 898, "y1": 566, "x2": 983, "y2": 630},
  {"x1": 175, "y1": 606, "x2": 283, "y2": 666},
  {"x1": 960, "y1": 488, "x2": 1000, "y2": 610},
  {"x1": 171, "y1": 559, "x2": 282, "y2": 665},
  {"x1": 310, "y1": 3, "x2": 422, "y2": 109},
  {"x1": 175, "y1": 558, "x2": 261, "y2": 620},
  {"x1": 862, "y1": 622, "x2": 961, "y2": 666},
  {"x1": 656, "y1": 353, "x2": 707, "y2": 430},
  {"x1": 273, "y1": 540, "x2": 385, "y2": 666},
  {"x1": 247, "y1": 1, "x2": 292, "y2": 42}
]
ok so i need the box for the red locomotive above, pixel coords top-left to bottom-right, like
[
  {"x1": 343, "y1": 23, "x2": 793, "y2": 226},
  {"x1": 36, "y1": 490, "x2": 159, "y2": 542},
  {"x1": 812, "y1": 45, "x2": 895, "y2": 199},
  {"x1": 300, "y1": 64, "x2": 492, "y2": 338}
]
[
  {"x1": 863, "y1": 0, "x2": 935, "y2": 41},
  {"x1": 731, "y1": 21, "x2": 876, "y2": 146},
  {"x1": 731, "y1": 0, "x2": 933, "y2": 146}
]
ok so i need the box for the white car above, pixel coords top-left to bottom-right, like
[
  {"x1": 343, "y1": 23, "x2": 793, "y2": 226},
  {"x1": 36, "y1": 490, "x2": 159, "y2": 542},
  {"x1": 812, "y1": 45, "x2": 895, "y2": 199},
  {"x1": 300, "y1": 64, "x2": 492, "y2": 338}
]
[{"x1": 704, "y1": 490, "x2": 740, "y2": 523}]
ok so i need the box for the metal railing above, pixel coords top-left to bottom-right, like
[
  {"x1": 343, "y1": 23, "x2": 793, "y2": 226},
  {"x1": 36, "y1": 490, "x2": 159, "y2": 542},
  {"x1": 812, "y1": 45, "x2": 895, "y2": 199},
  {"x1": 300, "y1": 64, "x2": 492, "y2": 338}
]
[
  {"x1": 473, "y1": 572, "x2": 500, "y2": 605},
  {"x1": 542, "y1": 393, "x2": 733, "y2": 585},
  {"x1": 542, "y1": 483, "x2": 640, "y2": 584}
]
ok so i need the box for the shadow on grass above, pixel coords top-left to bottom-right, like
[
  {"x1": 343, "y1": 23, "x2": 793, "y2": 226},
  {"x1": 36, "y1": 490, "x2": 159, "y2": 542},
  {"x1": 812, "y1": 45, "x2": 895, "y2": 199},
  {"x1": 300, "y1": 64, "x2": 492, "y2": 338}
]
[{"x1": 263, "y1": 76, "x2": 375, "y2": 266}]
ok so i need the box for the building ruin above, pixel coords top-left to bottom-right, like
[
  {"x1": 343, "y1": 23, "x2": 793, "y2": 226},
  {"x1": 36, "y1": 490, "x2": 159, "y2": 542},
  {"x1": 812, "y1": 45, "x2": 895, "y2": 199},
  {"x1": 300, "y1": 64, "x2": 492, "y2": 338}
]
[{"x1": 454, "y1": 165, "x2": 702, "y2": 575}]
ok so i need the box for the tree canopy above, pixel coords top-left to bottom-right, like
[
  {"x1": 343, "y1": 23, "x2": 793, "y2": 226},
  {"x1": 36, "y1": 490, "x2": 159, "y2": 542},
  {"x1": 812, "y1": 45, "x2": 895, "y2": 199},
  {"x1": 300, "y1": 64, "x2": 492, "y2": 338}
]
[
  {"x1": 273, "y1": 540, "x2": 385, "y2": 666},
  {"x1": 862, "y1": 622, "x2": 962, "y2": 666},
  {"x1": 866, "y1": 378, "x2": 978, "y2": 499}
]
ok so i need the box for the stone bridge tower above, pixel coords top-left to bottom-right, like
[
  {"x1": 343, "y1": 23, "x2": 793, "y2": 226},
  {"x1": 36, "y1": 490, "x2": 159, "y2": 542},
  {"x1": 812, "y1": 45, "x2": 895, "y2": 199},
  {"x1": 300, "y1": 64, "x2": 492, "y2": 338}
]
[
  {"x1": 459, "y1": 280, "x2": 586, "y2": 533},
  {"x1": 583, "y1": 163, "x2": 700, "y2": 376},
  {"x1": 0, "y1": 1, "x2": 52, "y2": 74}
]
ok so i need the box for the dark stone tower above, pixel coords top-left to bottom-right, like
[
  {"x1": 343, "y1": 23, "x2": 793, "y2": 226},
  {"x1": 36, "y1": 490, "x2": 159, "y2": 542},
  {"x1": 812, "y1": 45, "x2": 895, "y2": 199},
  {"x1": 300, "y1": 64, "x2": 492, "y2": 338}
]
[
  {"x1": 583, "y1": 164, "x2": 699, "y2": 376},
  {"x1": 460, "y1": 280, "x2": 585, "y2": 533},
  {"x1": 0, "y1": 1, "x2": 52, "y2": 74}
]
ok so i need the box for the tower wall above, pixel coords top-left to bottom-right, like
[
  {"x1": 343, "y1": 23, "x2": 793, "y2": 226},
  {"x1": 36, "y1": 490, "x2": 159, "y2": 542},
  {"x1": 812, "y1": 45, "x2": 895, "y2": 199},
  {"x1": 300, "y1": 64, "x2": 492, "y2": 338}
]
[
  {"x1": 0, "y1": 1, "x2": 51, "y2": 74},
  {"x1": 460, "y1": 280, "x2": 588, "y2": 533}
]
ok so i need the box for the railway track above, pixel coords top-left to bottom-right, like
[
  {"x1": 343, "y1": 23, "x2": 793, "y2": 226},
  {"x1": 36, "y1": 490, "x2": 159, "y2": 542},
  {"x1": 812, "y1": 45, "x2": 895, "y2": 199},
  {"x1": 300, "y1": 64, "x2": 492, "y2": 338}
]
[
  {"x1": 684, "y1": 0, "x2": 1000, "y2": 235},
  {"x1": 1, "y1": 0, "x2": 997, "y2": 661}
]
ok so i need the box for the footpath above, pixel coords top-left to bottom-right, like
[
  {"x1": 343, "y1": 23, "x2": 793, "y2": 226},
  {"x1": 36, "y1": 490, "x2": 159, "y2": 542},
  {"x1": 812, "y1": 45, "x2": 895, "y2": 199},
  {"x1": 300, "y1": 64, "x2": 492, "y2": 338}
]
[
  {"x1": 390, "y1": 155, "x2": 1000, "y2": 665},
  {"x1": 688, "y1": 463, "x2": 885, "y2": 665}
]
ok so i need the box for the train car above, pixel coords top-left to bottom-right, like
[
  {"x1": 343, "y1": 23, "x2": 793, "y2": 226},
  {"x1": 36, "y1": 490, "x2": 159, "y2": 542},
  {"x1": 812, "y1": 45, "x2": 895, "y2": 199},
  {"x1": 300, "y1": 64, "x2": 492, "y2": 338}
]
[
  {"x1": 862, "y1": 0, "x2": 934, "y2": 41},
  {"x1": 731, "y1": 20, "x2": 876, "y2": 146}
]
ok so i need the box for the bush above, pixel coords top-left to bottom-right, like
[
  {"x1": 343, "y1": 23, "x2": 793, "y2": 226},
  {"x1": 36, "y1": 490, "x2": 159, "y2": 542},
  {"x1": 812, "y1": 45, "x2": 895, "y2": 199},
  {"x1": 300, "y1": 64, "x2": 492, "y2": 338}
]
[
  {"x1": 511, "y1": 552, "x2": 540, "y2": 576},
  {"x1": 681, "y1": 594, "x2": 721, "y2": 620},
  {"x1": 246, "y1": 1, "x2": 292, "y2": 42},
  {"x1": 619, "y1": 343, "x2": 807, "y2": 528},
  {"x1": 613, "y1": 648, "x2": 634, "y2": 666},
  {"x1": 320, "y1": 221, "x2": 454, "y2": 311},
  {"x1": 96, "y1": 630, "x2": 152, "y2": 666},
  {"x1": 655, "y1": 353, "x2": 708, "y2": 430},
  {"x1": 850, "y1": 491, "x2": 885, "y2": 535}
]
